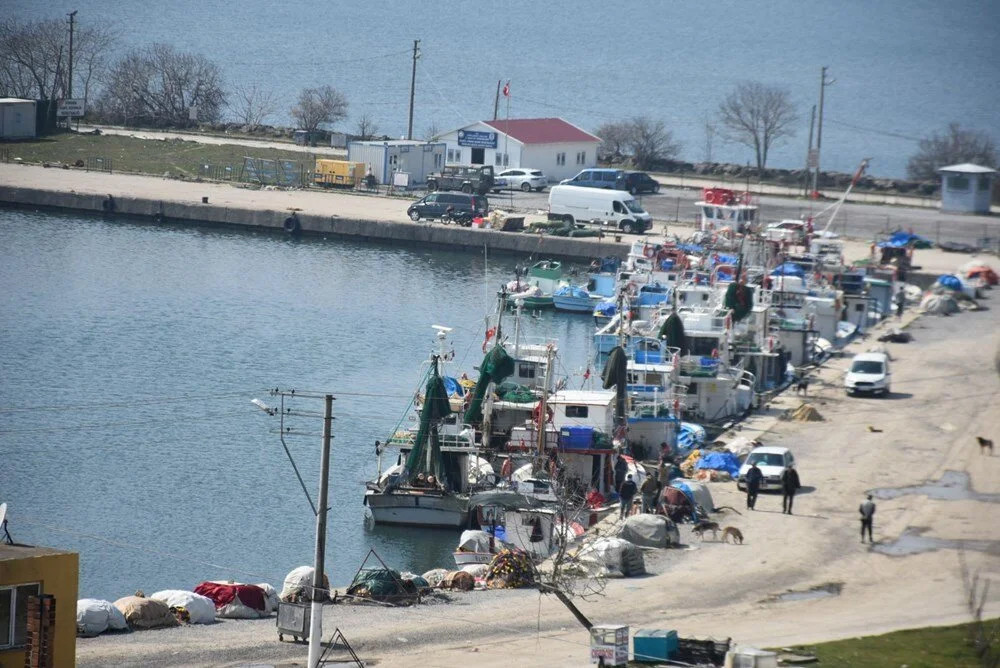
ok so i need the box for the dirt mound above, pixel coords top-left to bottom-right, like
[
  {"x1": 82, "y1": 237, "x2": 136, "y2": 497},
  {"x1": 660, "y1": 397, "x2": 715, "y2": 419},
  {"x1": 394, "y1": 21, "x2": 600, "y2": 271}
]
[{"x1": 787, "y1": 403, "x2": 824, "y2": 422}]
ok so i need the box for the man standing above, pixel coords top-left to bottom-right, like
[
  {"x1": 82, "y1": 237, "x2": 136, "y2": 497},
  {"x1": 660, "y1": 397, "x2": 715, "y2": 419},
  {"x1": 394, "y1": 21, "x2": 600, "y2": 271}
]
[
  {"x1": 745, "y1": 460, "x2": 763, "y2": 510},
  {"x1": 860, "y1": 494, "x2": 876, "y2": 543},
  {"x1": 619, "y1": 474, "x2": 638, "y2": 519},
  {"x1": 894, "y1": 286, "x2": 906, "y2": 319},
  {"x1": 781, "y1": 464, "x2": 801, "y2": 514},
  {"x1": 614, "y1": 454, "x2": 628, "y2": 495},
  {"x1": 640, "y1": 474, "x2": 660, "y2": 514}
]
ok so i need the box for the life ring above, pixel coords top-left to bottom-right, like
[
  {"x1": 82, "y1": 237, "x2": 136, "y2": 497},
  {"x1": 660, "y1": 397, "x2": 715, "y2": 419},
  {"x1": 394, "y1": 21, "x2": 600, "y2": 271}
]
[
  {"x1": 704, "y1": 190, "x2": 715, "y2": 204},
  {"x1": 283, "y1": 215, "x2": 301, "y2": 234},
  {"x1": 532, "y1": 403, "x2": 554, "y2": 426},
  {"x1": 643, "y1": 244, "x2": 654, "y2": 259},
  {"x1": 101, "y1": 195, "x2": 116, "y2": 212}
]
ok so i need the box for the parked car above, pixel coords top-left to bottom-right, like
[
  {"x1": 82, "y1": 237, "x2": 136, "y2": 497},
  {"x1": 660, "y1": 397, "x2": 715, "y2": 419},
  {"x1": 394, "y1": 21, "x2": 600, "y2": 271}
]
[
  {"x1": 493, "y1": 168, "x2": 547, "y2": 192},
  {"x1": 737, "y1": 446, "x2": 796, "y2": 491},
  {"x1": 426, "y1": 165, "x2": 495, "y2": 195},
  {"x1": 844, "y1": 351, "x2": 891, "y2": 396},
  {"x1": 621, "y1": 171, "x2": 660, "y2": 195},
  {"x1": 559, "y1": 168, "x2": 624, "y2": 189},
  {"x1": 407, "y1": 192, "x2": 488, "y2": 222}
]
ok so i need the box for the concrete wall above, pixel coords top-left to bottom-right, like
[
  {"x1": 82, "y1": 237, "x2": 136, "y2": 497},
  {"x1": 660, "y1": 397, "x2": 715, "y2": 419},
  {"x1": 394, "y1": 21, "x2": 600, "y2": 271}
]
[
  {"x1": 0, "y1": 548, "x2": 78, "y2": 667},
  {"x1": 0, "y1": 185, "x2": 630, "y2": 262}
]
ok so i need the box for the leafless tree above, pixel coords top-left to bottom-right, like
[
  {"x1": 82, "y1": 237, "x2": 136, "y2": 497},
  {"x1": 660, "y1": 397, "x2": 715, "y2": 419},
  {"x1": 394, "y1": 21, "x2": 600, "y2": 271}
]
[
  {"x1": 704, "y1": 121, "x2": 717, "y2": 162},
  {"x1": 291, "y1": 85, "x2": 348, "y2": 133},
  {"x1": 423, "y1": 122, "x2": 441, "y2": 141},
  {"x1": 627, "y1": 116, "x2": 681, "y2": 170},
  {"x1": 594, "y1": 121, "x2": 631, "y2": 163},
  {"x1": 907, "y1": 123, "x2": 997, "y2": 180},
  {"x1": 230, "y1": 83, "x2": 277, "y2": 131},
  {"x1": 355, "y1": 112, "x2": 379, "y2": 140},
  {"x1": 718, "y1": 81, "x2": 798, "y2": 171},
  {"x1": 0, "y1": 17, "x2": 113, "y2": 104},
  {"x1": 98, "y1": 43, "x2": 225, "y2": 127}
]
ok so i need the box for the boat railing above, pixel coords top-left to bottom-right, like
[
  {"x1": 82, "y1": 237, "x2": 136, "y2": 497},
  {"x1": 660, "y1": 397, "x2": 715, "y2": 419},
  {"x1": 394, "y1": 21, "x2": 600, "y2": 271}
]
[{"x1": 679, "y1": 355, "x2": 720, "y2": 377}]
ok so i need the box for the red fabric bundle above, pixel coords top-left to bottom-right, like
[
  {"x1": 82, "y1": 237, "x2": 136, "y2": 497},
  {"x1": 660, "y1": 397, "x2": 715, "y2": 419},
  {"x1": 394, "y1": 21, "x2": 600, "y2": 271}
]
[{"x1": 193, "y1": 582, "x2": 266, "y2": 612}]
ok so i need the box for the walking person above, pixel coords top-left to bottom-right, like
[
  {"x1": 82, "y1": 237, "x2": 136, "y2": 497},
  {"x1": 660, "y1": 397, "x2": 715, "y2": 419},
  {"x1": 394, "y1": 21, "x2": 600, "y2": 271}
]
[
  {"x1": 859, "y1": 494, "x2": 876, "y2": 543},
  {"x1": 640, "y1": 474, "x2": 659, "y2": 514},
  {"x1": 781, "y1": 464, "x2": 801, "y2": 514},
  {"x1": 894, "y1": 285, "x2": 906, "y2": 319},
  {"x1": 618, "y1": 474, "x2": 637, "y2": 519},
  {"x1": 745, "y1": 460, "x2": 763, "y2": 510}
]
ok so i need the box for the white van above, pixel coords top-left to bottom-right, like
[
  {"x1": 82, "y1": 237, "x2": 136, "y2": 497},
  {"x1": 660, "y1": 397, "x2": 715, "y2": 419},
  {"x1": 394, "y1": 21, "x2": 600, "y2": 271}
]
[
  {"x1": 548, "y1": 185, "x2": 652, "y2": 234},
  {"x1": 844, "y1": 351, "x2": 891, "y2": 396}
]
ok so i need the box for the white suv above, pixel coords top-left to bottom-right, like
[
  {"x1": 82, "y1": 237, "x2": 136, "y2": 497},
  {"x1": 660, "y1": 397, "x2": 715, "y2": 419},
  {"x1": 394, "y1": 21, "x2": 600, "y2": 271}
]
[
  {"x1": 844, "y1": 352, "x2": 891, "y2": 396},
  {"x1": 493, "y1": 168, "x2": 547, "y2": 192}
]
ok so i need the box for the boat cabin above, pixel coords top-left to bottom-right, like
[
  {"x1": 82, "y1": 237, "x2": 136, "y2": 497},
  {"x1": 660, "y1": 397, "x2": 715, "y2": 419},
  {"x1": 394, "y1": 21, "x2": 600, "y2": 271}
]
[{"x1": 696, "y1": 188, "x2": 757, "y2": 233}]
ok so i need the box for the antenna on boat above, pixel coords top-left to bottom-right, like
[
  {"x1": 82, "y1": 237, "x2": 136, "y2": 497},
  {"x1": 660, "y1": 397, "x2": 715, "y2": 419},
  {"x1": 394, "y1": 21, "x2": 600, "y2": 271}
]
[{"x1": 432, "y1": 325, "x2": 453, "y2": 360}]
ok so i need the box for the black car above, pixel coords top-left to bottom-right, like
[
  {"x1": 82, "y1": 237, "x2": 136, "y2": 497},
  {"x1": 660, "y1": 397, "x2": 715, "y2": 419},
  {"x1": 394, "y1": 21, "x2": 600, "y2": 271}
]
[
  {"x1": 621, "y1": 171, "x2": 660, "y2": 195},
  {"x1": 407, "y1": 192, "x2": 488, "y2": 222}
]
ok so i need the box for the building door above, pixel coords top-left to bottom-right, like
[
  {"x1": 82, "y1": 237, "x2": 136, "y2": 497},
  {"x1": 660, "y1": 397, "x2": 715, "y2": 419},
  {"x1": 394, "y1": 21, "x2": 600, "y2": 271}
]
[{"x1": 471, "y1": 148, "x2": 485, "y2": 165}]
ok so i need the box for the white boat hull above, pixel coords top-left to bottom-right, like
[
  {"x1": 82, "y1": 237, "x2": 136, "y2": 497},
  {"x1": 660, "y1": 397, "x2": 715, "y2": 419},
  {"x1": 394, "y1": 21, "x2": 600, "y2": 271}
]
[
  {"x1": 365, "y1": 490, "x2": 468, "y2": 528},
  {"x1": 453, "y1": 551, "x2": 495, "y2": 567}
]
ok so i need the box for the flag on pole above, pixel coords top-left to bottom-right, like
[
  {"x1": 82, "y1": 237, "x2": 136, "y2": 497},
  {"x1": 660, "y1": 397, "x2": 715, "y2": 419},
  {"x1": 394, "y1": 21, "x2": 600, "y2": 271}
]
[{"x1": 502, "y1": 80, "x2": 510, "y2": 97}]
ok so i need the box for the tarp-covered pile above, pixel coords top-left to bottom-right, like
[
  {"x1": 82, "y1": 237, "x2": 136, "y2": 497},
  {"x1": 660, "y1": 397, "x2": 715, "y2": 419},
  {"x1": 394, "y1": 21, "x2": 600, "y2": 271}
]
[
  {"x1": 660, "y1": 486, "x2": 695, "y2": 523},
  {"x1": 281, "y1": 566, "x2": 330, "y2": 603},
  {"x1": 921, "y1": 293, "x2": 960, "y2": 315},
  {"x1": 77, "y1": 599, "x2": 129, "y2": 637},
  {"x1": 441, "y1": 570, "x2": 476, "y2": 591},
  {"x1": 113, "y1": 595, "x2": 178, "y2": 630},
  {"x1": 576, "y1": 537, "x2": 645, "y2": 577},
  {"x1": 346, "y1": 568, "x2": 419, "y2": 603},
  {"x1": 485, "y1": 549, "x2": 535, "y2": 589},
  {"x1": 620, "y1": 514, "x2": 680, "y2": 548},
  {"x1": 149, "y1": 590, "x2": 216, "y2": 625},
  {"x1": 878, "y1": 230, "x2": 933, "y2": 249},
  {"x1": 670, "y1": 480, "x2": 715, "y2": 518},
  {"x1": 193, "y1": 582, "x2": 269, "y2": 619},
  {"x1": 695, "y1": 451, "x2": 741, "y2": 479}
]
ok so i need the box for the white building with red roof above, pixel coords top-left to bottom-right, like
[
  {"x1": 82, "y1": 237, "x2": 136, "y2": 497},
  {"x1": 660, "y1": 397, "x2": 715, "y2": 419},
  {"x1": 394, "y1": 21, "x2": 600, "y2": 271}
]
[{"x1": 435, "y1": 117, "x2": 601, "y2": 182}]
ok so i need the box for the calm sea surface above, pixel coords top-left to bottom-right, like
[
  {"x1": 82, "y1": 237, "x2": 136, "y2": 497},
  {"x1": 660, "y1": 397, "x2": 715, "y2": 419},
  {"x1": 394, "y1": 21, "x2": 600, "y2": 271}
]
[
  {"x1": 0, "y1": 210, "x2": 598, "y2": 600},
  {"x1": 9, "y1": 0, "x2": 1000, "y2": 177}
]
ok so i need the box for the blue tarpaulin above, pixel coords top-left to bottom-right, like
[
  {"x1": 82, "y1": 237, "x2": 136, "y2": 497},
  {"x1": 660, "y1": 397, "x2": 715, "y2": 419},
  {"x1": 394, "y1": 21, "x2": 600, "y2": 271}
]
[
  {"x1": 677, "y1": 243, "x2": 704, "y2": 254},
  {"x1": 936, "y1": 274, "x2": 963, "y2": 291},
  {"x1": 595, "y1": 300, "x2": 617, "y2": 317},
  {"x1": 442, "y1": 376, "x2": 464, "y2": 397},
  {"x1": 675, "y1": 422, "x2": 706, "y2": 456},
  {"x1": 878, "y1": 231, "x2": 934, "y2": 249},
  {"x1": 695, "y1": 451, "x2": 741, "y2": 478},
  {"x1": 771, "y1": 262, "x2": 806, "y2": 278}
]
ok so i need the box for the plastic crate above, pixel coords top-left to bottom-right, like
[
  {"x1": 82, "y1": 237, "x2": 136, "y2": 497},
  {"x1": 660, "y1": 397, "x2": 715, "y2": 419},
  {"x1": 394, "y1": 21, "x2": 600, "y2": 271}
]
[
  {"x1": 633, "y1": 629, "x2": 678, "y2": 662},
  {"x1": 559, "y1": 426, "x2": 594, "y2": 450}
]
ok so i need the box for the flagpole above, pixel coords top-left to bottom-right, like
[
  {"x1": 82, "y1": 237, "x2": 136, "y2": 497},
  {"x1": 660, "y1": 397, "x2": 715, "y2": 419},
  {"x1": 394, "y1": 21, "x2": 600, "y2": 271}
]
[{"x1": 505, "y1": 80, "x2": 511, "y2": 207}]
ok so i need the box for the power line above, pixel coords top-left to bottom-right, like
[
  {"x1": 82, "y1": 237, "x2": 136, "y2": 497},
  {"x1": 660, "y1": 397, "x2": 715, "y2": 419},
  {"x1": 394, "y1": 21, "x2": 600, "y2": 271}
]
[
  {"x1": 0, "y1": 389, "x2": 267, "y2": 414},
  {"x1": 825, "y1": 118, "x2": 923, "y2": 143}
]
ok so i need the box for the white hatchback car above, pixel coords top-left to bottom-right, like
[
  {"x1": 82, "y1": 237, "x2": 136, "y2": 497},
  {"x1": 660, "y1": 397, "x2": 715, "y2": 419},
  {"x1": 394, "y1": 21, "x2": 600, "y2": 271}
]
[
  {"x1": 737, "y1": 446, "x2": 796, "y2": 491},
  {"x1": 493, "y1": 168, "x2": 547, "y2": 192},
  {"x1": 844, "y1": 351, "x2": 891, "y2": 396}
]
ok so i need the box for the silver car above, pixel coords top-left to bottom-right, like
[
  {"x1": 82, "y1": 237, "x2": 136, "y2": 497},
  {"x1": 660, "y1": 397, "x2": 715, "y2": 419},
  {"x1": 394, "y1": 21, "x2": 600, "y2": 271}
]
[{"x1": 493, "y1": 168, "x2": 548, "y2": 192}]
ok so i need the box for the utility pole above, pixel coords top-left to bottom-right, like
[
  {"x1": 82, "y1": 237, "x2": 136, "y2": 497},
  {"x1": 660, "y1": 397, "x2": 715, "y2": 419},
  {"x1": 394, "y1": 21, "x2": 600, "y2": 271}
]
[
  {"x1": 407, "y1": 39, "x2": 420, "y2": 140},
  {"x1": 307, "y1": 393, "x2": 334, "y2": 668},
  {"x1": 811, "y1": 66, "x2": 835, "y2": 196},
  {"x1": 493, "y1": 79, "x2": 501, "y2": 121},
  {"x1": 67, "y1": 10, "x2": 77, "y2": 99},
  {"x1": 804, "y1": 104, "x2": 816, "y2": 197}
]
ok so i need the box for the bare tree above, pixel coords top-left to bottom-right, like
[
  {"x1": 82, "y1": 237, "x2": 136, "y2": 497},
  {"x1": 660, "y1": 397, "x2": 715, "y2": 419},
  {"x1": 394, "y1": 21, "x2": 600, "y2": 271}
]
[
  {"x1": 355, "y1": 112, "x2": 379, "y2": 140},
  {"x1": 230, "y1": 83, "x2": 277, "y2": 131},
  {"x1": 291, "y1": 85, "x2": 348, "y2": 133},
  {"x1": 594, "y1": 121, "x2": 631, "y2": 163},
  {"x1": 704, "y1": 121, "x2": 717, "y2": 162},
  {"x1": 907, "y1": 123, "x2": 998, "y2": 180},
  {"x1": 98, "y1": 43, "x2": 225, "y2": 127},
  {"x1": 718, "y1": 81, "x2": 798, "y2": 171},
  {"x1": 423, "y1": 122, "x2": 441, "y2": 141},
  {"x1": 627, "y1": 117, "x2": 681, "y2": 170}
]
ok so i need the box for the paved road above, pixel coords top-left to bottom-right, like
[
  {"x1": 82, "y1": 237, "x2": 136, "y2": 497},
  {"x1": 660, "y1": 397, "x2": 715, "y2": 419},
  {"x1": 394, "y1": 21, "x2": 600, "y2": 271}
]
[{"x1": 488, "y1": 185, "x2": 1000, "y2": 247}]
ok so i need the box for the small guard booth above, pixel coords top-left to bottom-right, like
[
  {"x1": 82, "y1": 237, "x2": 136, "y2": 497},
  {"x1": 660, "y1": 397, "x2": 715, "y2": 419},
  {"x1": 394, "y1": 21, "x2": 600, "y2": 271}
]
[{"x1": 938, "y1": 163, "x2": 996, "y2": 214}]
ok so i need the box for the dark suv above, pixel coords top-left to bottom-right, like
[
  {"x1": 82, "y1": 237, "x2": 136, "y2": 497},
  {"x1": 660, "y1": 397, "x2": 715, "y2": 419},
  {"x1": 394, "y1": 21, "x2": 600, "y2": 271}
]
[
  {"x1": 426, "y1": 165, "x2": 495, "y2": 195},
  {"x1": 621, "y1": 171, "x2": 660, "y2": 195},
  {"x1": 407, "y1": 192, "x2": 488, "y2": 222}
]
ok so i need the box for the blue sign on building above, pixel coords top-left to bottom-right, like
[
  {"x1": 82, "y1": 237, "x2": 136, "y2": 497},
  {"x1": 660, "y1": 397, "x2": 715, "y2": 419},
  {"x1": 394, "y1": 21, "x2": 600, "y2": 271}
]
[{"x1": 457, "y1": 130, "x2": 498, "y2": 149}]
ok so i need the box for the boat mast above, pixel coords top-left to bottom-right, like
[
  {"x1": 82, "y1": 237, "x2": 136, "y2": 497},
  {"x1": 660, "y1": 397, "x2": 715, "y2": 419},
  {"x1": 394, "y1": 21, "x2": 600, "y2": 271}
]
[{"x1": 536, "y1": 343, "x2": 555, "y2": 468}]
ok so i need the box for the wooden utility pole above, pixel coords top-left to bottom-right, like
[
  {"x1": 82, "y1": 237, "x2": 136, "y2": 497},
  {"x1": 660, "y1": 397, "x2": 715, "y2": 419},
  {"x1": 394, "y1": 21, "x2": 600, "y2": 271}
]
[
  {"x1": 804, "y1": 104, "x2": 816, "y2": 197},
  {"x1": 307, "y1": 394, "x2": 334, "y2": 668},
  {"x1": 811, "y1": 66, "x2": 834, "y2": 195},
  {"x1": 67, "y1": 11, "x2": 77, "y2": 99},
  {"x1": 493, "y1": 79, "x2": 501, "y2": 120},
  {"x1": 407, "y1": 39, "x2": 420, "y2": 140}
]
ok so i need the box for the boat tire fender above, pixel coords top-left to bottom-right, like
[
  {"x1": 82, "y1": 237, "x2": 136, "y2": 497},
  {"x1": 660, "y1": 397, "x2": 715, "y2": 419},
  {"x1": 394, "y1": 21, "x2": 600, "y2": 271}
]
[
  {"x1": 283, "y1": 214, "x2": 301, "y2": 234},
  {"x1": 102, "y1": 194, "x2": 116, "y2": 212}
]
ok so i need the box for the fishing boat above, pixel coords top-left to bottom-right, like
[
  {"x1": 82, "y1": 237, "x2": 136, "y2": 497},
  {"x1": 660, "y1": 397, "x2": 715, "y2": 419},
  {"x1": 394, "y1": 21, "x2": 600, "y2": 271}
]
[
  {"x1": 552, "y1": 284, "x2": 593, "y2": 312},
  {"x1": 506, "y1": 260, "x2": 565, "y2": 309}
]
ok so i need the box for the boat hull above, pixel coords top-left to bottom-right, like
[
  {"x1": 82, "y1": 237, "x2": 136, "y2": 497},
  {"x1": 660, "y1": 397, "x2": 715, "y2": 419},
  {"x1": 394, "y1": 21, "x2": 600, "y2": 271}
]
[
  {"x1": 453, "y1": 551, "x2": 495, "y2": 567},
  {"x1": 552, "y1": 296, "x2": 593, "y2": 312},
  {"x1": 365, "y1": 490, "x2": 468, "y2": 528}
]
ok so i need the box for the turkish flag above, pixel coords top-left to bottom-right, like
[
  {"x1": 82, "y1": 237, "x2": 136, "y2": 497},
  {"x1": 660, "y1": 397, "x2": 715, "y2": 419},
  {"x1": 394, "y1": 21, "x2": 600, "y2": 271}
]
[{"x1": 502, "y1": 81, "x2": 510, "y2": 97}]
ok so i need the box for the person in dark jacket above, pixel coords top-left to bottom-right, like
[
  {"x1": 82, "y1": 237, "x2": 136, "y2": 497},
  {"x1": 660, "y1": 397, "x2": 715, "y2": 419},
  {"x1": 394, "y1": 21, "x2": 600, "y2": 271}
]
[
  {"x1": 640, "y1": 475, "x2": 660, "y2": 514},
  {"x1": 781, "y1": 464, "x2": 801, "y2": 514},
  {"x1": 613, "y1": 454, "x2": 628, "y2": 494},
  {"x1": 619, "y1": 474, "x2": 638, "y2": 519},
  {"x1": 745, "y1": 461, "x2": 763, "y2": 510},
  {"x1": 859, "y1": 494, "x2": 876, "y2": 543}
]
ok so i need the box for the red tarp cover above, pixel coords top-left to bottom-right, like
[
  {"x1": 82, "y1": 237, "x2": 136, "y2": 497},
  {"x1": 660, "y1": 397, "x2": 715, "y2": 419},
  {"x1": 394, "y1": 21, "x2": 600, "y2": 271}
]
[{"x1": 193, "y1": 582, "x2": 266, "y2": 611}]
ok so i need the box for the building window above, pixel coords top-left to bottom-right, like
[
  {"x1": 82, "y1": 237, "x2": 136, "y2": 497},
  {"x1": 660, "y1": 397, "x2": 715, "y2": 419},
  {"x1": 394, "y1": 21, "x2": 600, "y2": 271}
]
[
  {"x1": 495, "y1": 152, "x2": 508, "y2": 167},
  {"x1": 947, "y1": 175, "x2": 970, "y2": 191},
  {"x1": 1, "y1": 583, "x2": 41, "y2": 649},
  {"x1": 503, "y1": 152, "x2": 509, "y2": 166},
  {"x1": 517, "y1": 364, "x2": 536, "y2": 379},
  {"x1": 576, "y1": 151, "x2": 586, "y2": 165},
  {"x1": 434, "y1": 153, "x2": 442, "y2": 168},
  {"x1": 565, "y1": 405, "x2": 589, "y2": 418},
  {"x1": 556, "y1": 152, "x2": 566, "y2": 166}
]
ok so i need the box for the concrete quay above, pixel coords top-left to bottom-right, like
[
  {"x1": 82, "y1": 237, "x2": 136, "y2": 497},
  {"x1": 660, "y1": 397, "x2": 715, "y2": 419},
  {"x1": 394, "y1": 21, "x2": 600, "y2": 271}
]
[{"x1": 0, "y1": 164, "x2": 630, "y2": 261}]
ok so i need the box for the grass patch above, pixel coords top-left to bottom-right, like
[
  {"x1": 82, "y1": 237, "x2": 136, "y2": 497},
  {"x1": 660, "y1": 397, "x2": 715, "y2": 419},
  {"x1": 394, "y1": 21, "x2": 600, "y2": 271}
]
[
  {"x1": 4, "y1": 132, "x2": 318, "y2": 179},
  {"x1": 780, "y1": 618, "x2": 999, "y2": 667}
]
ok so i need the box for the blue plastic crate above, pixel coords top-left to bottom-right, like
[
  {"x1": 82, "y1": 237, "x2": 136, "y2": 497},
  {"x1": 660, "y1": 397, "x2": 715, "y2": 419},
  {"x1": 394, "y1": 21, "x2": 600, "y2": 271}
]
[{"x1": 633, "y1": 629, "x2": 677, "y2": 662}]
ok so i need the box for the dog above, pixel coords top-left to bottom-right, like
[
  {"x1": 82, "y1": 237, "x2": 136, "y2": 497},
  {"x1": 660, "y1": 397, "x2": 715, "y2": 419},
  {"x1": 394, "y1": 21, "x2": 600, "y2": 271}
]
[
  {"x1": 978, "y1": 436, "x2": 994, "y2": 455},
  {"x1": 721, "y1": 526, "x2": 744, "y2": 544},
  {"x1": 692, "y1": 520, "x2": 720, "y2": 541},
  {"x1": 795, "y1": 377, "x2": 810, "y2": 395}
]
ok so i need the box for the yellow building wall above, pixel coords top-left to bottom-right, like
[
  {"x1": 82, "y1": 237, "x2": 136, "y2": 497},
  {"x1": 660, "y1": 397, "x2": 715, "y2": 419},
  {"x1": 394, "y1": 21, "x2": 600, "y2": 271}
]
[{"x1": 0, "y1": 551, "x2": 78, "y2": 668}]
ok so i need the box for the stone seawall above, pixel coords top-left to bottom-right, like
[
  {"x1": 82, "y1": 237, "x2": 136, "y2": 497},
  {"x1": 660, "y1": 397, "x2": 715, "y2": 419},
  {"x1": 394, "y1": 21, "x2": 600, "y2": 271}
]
[{"x1": 0, "y1": 184, "x2": 630, "y2": 261}]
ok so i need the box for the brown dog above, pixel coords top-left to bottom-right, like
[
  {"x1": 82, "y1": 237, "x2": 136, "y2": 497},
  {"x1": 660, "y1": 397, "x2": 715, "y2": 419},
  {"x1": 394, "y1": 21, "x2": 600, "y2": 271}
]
[
  {"x1": 692, "y1": 520, "x2": 720, "y2": 541},
  {"x1": 978, "y1": 436, "x2": 994, "y2": 455},
  {"x1": 721, "y1": 526, "x2": 744, "y2": 544}
]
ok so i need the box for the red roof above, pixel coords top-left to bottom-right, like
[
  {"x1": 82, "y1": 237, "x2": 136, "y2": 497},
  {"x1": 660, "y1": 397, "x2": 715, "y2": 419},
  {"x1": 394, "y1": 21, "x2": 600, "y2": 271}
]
[{"x1": 482, "y1": 118, "x2": 600, "y2": 145}]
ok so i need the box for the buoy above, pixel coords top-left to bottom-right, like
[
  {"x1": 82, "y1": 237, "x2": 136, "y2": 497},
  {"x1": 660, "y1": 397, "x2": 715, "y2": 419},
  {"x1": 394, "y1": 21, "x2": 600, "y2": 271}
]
[
  {"x1": 101, "y1": 195, "x2": 115, "y2": 212},
  {"x1": 283, "y1": 215, "x2": 301, "y2": 234}
]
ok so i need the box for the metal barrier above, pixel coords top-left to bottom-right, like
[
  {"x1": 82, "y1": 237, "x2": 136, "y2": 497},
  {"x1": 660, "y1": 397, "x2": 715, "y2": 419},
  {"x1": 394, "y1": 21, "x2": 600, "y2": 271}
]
[
  {"x1": 86, "y1": 156, "x2": 113, "y2": 173},
  {"x1": 0, "y1": 148, "x2": 9, "y2": 163},
  {"x1": 198, "y1": 163, "x2": 238, "y2": 181}
]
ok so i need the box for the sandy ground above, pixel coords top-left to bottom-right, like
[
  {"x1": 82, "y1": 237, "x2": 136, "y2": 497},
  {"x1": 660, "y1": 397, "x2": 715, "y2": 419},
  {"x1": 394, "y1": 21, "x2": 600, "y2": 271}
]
[{"x1": 74, "y1": 289, "x2": 1000, "y2": 666}]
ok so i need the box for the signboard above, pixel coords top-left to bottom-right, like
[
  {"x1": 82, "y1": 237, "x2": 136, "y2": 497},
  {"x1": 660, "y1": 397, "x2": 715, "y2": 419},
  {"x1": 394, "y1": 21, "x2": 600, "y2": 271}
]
[
  {"x1": 457, "y1": 130, "x2": 497, "y2": 149},
  {"x1": 56, "y1": 98, "x2": 86, "y2": 117},
  {"x1": 807, "y1": 148, "x2": 819, "y2": 168},
  {"x1": 392, "y1": 171, "x2": 410, "y2": 188}
]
